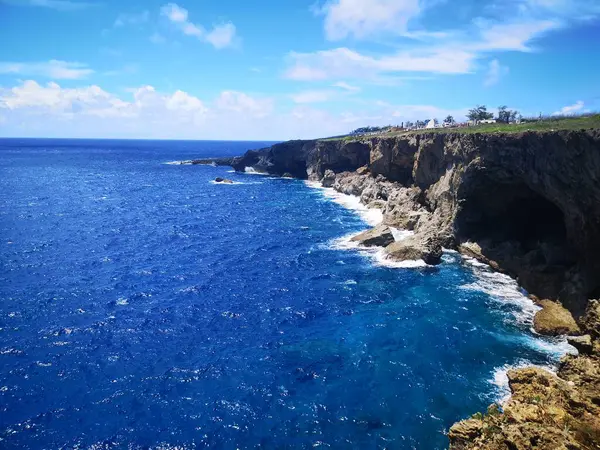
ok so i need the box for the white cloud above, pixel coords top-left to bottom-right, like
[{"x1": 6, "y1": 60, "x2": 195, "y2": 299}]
[
  {"x1": 166, "y1": 90, "x2": 207, "y2": 112},
  {"x1": 205, "y1": 23, "x2": 237, "y2": 49},
  {"x1": 284, "y1": 14, "x2": 566, "y2": 83},
  {"x1": 160, "y1": 3, "x2": 237, "y2": 49},
  {"x1": 317, "y1": 0, "x2": 421, "y2": 40},
  {"x1": 474, "y1": 19, "x2": 561, "y2": 52},
  {"x1": 0, "y1": 81, "x2": 210, "y2": 123},
  {"x1": 332, "y1": 81, "x2": 360, "y2": 92},
  {"x1": 0, "y1": 60, "x2": 93, "y2": 80},
  {"x1": 0, "y1": 79, "x2": 406, "y2": 139},
  {"x1": 0, "y1": 80, "x2": 113, "y2": 110},
  {"x1": 484, "y1": 59, "x2": 509, "y2": 87},
  {"x1": 114, "y1": 10, "x2": 150, "y2": 28},
  {"x1": 552, "y1": 101, "x2": 584, "y2": 116},
  {"x1": 214, "y1": 91, "x2": 273, "y2": 118},
  {"x1": 284, "y1": 47, "x2": 474, "y2": 81},
  {"x1": 160, "y1": 3, "x2": 188, "y2": 22}
]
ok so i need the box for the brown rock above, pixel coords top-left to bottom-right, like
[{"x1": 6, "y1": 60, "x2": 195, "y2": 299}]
[
  {"x1": 568, "y1": 335, "x2": 594, "y2": 355},
  {"x1": 581, "y1": 300, "x2": 600, "y2": 339},
  {"x1": 350, "y1": 225, "x2": 394, "y2": 247},
  {"x1": 448, "y1": 418, "x2": 483, "y2": 446},
  {"x1": 533, "y1": 300, "x2": 581, "y2": 336},
  {"x1": 384, "y1": 234, "x2": 442, "y2": 265},
  {"x1": 449, "y1": 365, "x2": 599, "y2": 450}
]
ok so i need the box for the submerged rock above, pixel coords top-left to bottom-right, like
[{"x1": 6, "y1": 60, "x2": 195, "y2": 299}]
[
  {"x1": 214, "y1": 177, "x2": 234, "y2": 184},
  {"x1": 350, "y1": 225, "x2": 394, "y2": 247},
  {"x1": 533, "y1": 299, "x2": 581, "y2": 336}
]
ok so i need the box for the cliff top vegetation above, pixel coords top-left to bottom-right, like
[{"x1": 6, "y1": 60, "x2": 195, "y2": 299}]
[{"x1": 323, "y1": 113, "x2": 600, "y2": 142}]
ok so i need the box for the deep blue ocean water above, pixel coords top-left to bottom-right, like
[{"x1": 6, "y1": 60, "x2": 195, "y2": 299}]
[{"x1": 0, "y1": 139, "x2": 572, "y2": 449}]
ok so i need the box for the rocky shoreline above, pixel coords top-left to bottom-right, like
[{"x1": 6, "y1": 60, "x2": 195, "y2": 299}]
[{"x1": 193, "y1": 129, "x2": 600, "y2": 448}]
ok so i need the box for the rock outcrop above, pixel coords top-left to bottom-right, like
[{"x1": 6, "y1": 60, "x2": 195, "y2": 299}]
[
  {"x1": 210, "y1": 129, "x2": 600, "y2": 317},
  {"x1": 194, "y1": 128, "x2": 600, "y2": 448},
  {"x1": 214, "y1": 177, "x2": 234, "y2": 184},
  {"x1": 449, "y1": 299, "x2": 600, "y2": 450},
  {"x1": 533, "y1": 300, "x2": 581, "y2": 336},
  {"x1": 385, "y1": 234, "x2": 443, "y2": 265},
  {"x1": 350, "y1": 224, "x2": 394, "y2": 247}
]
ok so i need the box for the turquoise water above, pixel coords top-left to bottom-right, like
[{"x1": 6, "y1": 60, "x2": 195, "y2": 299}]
[{"x1": 0, "y1": 139, "x2": 571, "y2": 449}]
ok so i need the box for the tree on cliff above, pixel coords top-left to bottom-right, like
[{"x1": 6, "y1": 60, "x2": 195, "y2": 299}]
[
  {"x1": 444, "y1": 115, "x2": 455, "y2": 125},
  {"x1": 497, "y1": 106, "x2": 520, "y2": 123},
  {"x1": 467, "y1": 105, "x2": 494, "y2": 121}
]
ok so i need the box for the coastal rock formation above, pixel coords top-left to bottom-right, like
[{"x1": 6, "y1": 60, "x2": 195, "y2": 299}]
[
  {"x1": 350, "y1": 224, "x2": 394, "y2": 247},
  {"x1": 385, "y1": 234, "x2": 443, "y2": 265},
  {"x1": 195, "y1": 128, "x2": 600, "y2": 448},
  {"x1": 209, "y1": 129, "x2": 600, "y2": 317},
  {"x1": 448, "y1": 299, "x2": 600, "y2": 450},
  {"x1": 321, "y1": 169, "x2": 336, "y2": 188},
  {"x1": 533, "y1": 300, "x2": 581, "y2": 336}
]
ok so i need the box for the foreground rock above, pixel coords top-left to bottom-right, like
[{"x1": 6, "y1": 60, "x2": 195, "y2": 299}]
[
  {"x1": 449, "y1": 300, "x2": 600, "y2": 450},
  {"x1": 321, "y1": 169, "x2": 336, "y2": 188},
  {"x1": 533, "y1": 300, "x2": 581, "y2": 336},
  {"x1": 384, "y1": 234, "x2": 442, "y2": 265},
  {"x1": 351, "y1": 225, "x2": 394, "y2": 247}
]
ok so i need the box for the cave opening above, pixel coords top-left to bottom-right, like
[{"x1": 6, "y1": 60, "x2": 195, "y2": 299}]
[{"x1": 456, "y1": 172, "x2": 578, "y2": 294}]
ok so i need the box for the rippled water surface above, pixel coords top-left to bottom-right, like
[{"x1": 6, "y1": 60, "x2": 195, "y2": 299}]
[{"x1": 0, "y1": 139, "x2": 572, "y2": 449}]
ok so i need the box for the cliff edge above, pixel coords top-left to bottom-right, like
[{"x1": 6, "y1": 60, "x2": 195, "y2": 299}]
[
  {"x1": 195, "y1": 128, "x2": 600, "y2": 448},
  {"x1": 198, "y1": 130, "x2": 600, "y2": 317}
]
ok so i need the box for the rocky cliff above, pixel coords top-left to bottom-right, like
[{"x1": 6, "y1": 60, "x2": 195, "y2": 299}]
[
  {"x1": 196, "y1": 128, "x2": 600, "y2": 448},
  {"x1": 200, "y1": 130, "x2": 600, "y2": 317}
]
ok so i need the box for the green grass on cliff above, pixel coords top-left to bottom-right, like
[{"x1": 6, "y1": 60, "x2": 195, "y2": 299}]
[{"x1": 321, "y1": 113, "x2": 600, "y2": 142}]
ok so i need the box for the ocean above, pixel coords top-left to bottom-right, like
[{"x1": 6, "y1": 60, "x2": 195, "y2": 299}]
[{"x1": 0, "y1": 138, "x2": 573, "y2": 449}]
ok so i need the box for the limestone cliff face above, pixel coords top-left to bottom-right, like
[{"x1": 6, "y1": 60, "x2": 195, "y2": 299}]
[{"x1": 218, "y1": 129, "x2": 600, "y2": 316}]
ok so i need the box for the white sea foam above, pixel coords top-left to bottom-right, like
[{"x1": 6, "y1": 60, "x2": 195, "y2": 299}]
[
  {"x1": 390, "y1": 227, "x2": 413, "y2": 242},
  {"x1": 244, "y1": 167, "x2": 269, "y2": 175},
  {"x1": 461, "y1": 254, "x2": 576, "y2": 403},
  {"x1": 329, "y1": 233, "x2": 427, "y2": 269},
  {"x1": 306, "y1": 181, "x2": 428, "y2": 268},
  {"x1": 164, "y1": 160, "x2": 192, "y2": 165},
  {"x1": 304, "y1": 181, "x2": 383, "y2": 227},
  {"x1": 373, "y1": 247, "x2": 428, "y2": 268},
  {"x1": 209, "y1": 180, "x2": 247, "y2": 185},
  {"x1": 460, "y1": 256, "x2": 539, "y2": 327}
]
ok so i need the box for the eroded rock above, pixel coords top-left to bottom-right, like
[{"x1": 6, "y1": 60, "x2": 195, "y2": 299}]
[
  {"x1": 533, "y1": 300, "x2": 581, "y2": 336},
  {"x1": 350, "y1": 225, "x2": 394, "y2": 247},
  {"x1": 568, "y1": 335, "x2": 594, "y2": 355},
  {"x1": 384, "y1": 234, "x2": 442, "y2": 265},
  {"x1": 321, "y1": 169, "x2": 336, "y2": 188}
]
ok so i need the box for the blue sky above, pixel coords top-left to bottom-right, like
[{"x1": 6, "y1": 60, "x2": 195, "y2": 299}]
[{"x1": 0, "y1": 0, "x2": 599, "y2": 140}]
